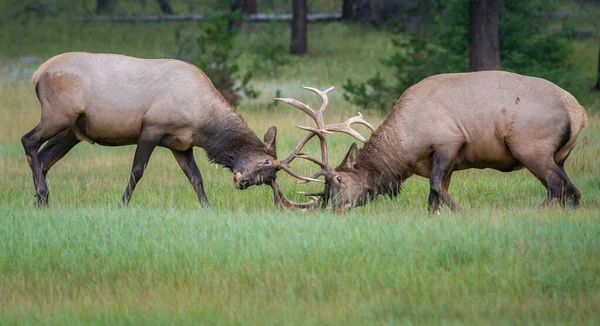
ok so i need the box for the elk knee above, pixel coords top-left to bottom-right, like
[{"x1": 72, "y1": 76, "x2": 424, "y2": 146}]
[
  {"x1": 21, "y1": 132, "x2": 39, "y2": 153},
  {"x1": 131, "y1": 165, "x2": 146, "y2": 179}
]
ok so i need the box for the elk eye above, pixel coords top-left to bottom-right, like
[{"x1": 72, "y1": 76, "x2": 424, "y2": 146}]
[
  {"x1": 336, "y1": 176, "x2": 342, "y2": 183},
  {"x1": 264, "y1": 159, "x2": 271, "y2": 165}
]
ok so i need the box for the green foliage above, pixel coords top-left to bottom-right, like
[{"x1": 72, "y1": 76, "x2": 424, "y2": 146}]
[
  {"x1": 343, "y1": 36, "x2": 463, "y2": 110},
  {"x1": 175, "y1": 12, "x2": 259, "y2": 106},
  {"x1": 343, "y1": 72, "x2": 394, "y2": 111},
  {"x1": 344, "y1": 0, "x2": 579, "y2": 111},
  {"x1": 248, "y1": 23, "x2": 290, "y2": 78}
]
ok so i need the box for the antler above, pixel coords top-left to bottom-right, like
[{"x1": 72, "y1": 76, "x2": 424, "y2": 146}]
[
  {"x1": 273, "y1": 86, "x2": 374, "y2": 208},
  {"x1": 275, "y1": 86, "x2": 334, "y2": 169},
  {"x1": 269, "y1": 181, "x2": 322, "y2": 209},
  {"x1": 323, "y1": 112, "x2": 375, "y2": 143}
]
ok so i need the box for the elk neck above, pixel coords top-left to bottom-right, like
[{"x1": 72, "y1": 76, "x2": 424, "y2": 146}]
[
  {"x1": 355, "y1": 125, "x2": 413, "y2": 198},
  {"x1": 195, "y1": 107, "x2": 267, "y2": 171}
]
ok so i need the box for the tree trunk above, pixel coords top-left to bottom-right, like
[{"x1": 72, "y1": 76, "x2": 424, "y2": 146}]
[
  {"x1": 469, "y1": 0, "x2": 500, "y2": 71},
  {"x1": 231, "y1": 0, "x2": 257, "y2": 15},
  {"x1": 354, "y1": 0, "x2": 399, "y2": 24},
  {"x1": 241, "y1": 0, "x2": 257, "y2": 14},
  {"x1": 594, "y1": 43, "x2": 600, "y2": 91},
  {"x1": 229, "y1": 0, "x2": 242, "y2": 32},
  {"x1": 291, "y1": 0, "x2": 308, "y2": 55},
  {"x1": 342, "y1": 0, "x2": 354, "y2": 20},
  {"x1": 97, "y1": 0, "x2": 117, "y2": 14},
  {"x1": 157, "y1": 0, "x2": 173, "y2": 14}
]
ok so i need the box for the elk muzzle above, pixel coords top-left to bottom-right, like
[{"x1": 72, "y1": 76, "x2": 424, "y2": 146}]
[{"x1": 233, "y1": 172, "x2": 250, "y2": 190}]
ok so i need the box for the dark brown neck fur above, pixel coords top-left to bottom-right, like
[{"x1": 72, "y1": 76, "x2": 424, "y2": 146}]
[
  {"x1": 354, "y1": 128, "x2": 413, "y2": 198},
  {"x1": 196, "y1": 108, "x2": 267, "y2": 170}
]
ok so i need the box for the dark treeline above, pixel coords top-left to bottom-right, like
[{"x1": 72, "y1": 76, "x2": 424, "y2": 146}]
[{"x1": 5, "y1": 0, "x2": 598, "y2": 99}]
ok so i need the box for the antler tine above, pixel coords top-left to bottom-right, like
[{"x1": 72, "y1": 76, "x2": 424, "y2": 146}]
[
  {"x1": 270, "y1": 181, "x2": 321, "y2": 209},
  {"x1": 298, "y1": 191, "x2": 325, "y2": 198},
  {"x1": 274, "y1": 97, "x2": 318, "y2": 123},
  {"x1": 295, "y1": 154, "x2": 328, "y2": 169},
  {"x1": 296, "y1": 170, "x2": 328, "y2": 184},
  {"x1": 301, "y1": 86, "x2": 334, "y2": 113},
  {"x1": 354, "y1": 112, "x2": 376, "y2": 131},
  {"x1": 323, "y1": 112, "x2": 375, "y2": 143},
  {"x1": 280, "y1": 165, "x2": 324, "y2": 183},
  {"x1": 280, "y1": 132, "x2": 317, "y2": 165}
]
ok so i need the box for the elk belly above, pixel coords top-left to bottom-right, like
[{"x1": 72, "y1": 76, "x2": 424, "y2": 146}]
[
  {"x1": 73, "y1": 114, "x2": 142, "y2": 146},
  {"x1": 455, "y1": 137, "x2": 521, "y2": 171}
]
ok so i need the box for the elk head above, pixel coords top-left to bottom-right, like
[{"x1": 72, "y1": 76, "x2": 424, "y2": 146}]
[
  {"x1": 232, "y1": 126, "x2": 279, "y2": 190},
  {"x1": 271, "y1": 86, "x2": 375, "y2": 210},
  {"x1": 327, "y1": 142, "x2": 379, "y2": 210}
]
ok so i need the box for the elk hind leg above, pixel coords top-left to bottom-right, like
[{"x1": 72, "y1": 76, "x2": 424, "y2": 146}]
[
  {"x1": 557, "y1": 150, "x2": 581, "y2": 208},
  {"x1": 516, "y1": 154, "x2": 575, "y2": 207},
  {"x1": 39, "y1": 129, "x2": 81, "y2": 177},
  {"x1": 171, "y1": 148, "x2": 210, "y2": 206},
  {"x1": 22, "y1": 122, "x2": 71, "y2": 206}
]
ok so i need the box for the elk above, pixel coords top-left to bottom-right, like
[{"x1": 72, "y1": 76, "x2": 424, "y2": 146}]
[
  {"x1": 279, "y1": 71, "x2": 588, "y2": 212},
  {"x1": 22, "y1": 52, "x2": 283, "y2": 206}
]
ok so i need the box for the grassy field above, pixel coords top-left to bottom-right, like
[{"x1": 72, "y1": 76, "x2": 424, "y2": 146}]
[{"x1": 1, "y1": 16, "x2": 600, "y2": 325}]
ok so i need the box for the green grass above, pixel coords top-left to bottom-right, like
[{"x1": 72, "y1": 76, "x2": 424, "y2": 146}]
[
  {"x1": 1, "y1": 16, "x2": 600, "y2": 325},
  {"x1": 1, "y1": 208, "x2": 599, "y2": 324}
]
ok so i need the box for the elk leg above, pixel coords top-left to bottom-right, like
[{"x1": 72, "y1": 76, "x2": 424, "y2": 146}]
[
  {"x1": 539, "y1": 165, "x2": 571, "y2": 207},
  {"x1": 554, "y1": 167, "x2": 581, "y2": 208},
  {"x1": 442, "y1": 171, "x2": 452, "y2": 192},
  {"x1": 557, "y1": 150, "x2": 581, "y2": 208},
  {"x1": 428, "y1": 149, "x2": 459, "y2": 213},
  {"x1": 171, "y1": 148, "x2": 210, "y2": 206},
  {"x1": 120, "y1": 137, "x2": 159, "y2": 206},
  {"x1": 22, "y1": 124, "x2": 69, "y2": 206},
  {"x1": 515, "y1": 155, "x2": 576, "y2": 207},
  {"x1": 441, "y1": 171, "x2": 460, "y2": 210},
  {"x1": 39, "y1": 129, "x2": 81, "y2": 177}
]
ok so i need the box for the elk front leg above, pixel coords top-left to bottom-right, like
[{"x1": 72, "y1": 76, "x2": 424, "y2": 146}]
[
  {"x1": 428, "y1": 148, "x2": 460, "y2": 213},
  {"x1": 171, "y1": 148, "x2": 210, "y2": 206},
  {"x1": 441, "y1": 171, "x2": 459, "y2": 210},
  {"x1": 121, "y1": 136, "x2": 160, "y2": 206}
]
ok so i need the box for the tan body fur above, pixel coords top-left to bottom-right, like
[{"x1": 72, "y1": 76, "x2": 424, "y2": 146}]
[
  {"x1": 331, "y1": 71, "x2": 587, "y2": 210},
  {"x1": 23, "y1": 52, "x2": 280, "y2": 206}
]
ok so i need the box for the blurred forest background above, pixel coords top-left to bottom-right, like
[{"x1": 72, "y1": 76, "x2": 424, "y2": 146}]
[{"x1": 0, "y1": 0, "x2": 599, "y2": 111}]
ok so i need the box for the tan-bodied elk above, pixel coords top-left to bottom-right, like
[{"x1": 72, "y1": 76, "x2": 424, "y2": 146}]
[
  {"x1": 278, "y1": 71, "x2": 588, "y2": 212},
  {"x1": 22, "y1": 52, "x2": 285, "y2": 206}
]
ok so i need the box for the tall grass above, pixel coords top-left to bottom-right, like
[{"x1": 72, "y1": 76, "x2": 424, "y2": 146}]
[{"x1": 1, "y1": 17, "x2": 599, "y2": 325}]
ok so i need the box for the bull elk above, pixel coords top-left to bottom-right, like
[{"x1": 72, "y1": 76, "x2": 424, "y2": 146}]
[
  {"x1": 22, "y1": 52, "x2": 282, "y2": 206},
  {"x1": 279, "y1": 71, "x2": 588, "y2": 212}
]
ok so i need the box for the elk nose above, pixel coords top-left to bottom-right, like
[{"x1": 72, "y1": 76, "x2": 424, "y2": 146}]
[
  {"x1": 239, "y1": 180, "x2": 250, "y2": 189},
  {"x1": 234, "y1": 172, "x2": 243, "y2": 183}
]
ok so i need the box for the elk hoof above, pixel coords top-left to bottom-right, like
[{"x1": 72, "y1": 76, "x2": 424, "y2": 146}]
[{"x1": 35, "y1": 190, "x2": 48, "y2": 207}]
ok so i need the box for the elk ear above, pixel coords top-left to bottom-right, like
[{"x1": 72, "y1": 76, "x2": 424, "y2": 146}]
[
  {"x1": 263, "y1": 126, "x2": 277, "y2": 157},
  {"x1": 339, "y1": 143, "x2": 359, "y2": 170}
]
